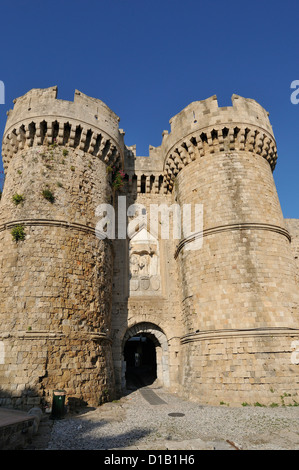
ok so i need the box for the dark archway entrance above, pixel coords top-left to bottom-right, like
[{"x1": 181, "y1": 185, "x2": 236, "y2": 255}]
[
  {"x1": 121, "y1": 322, "x2": 170, "y2": 391},
  {"x1": 124, "y1": 334, "x2": 157, "y2": 389}
]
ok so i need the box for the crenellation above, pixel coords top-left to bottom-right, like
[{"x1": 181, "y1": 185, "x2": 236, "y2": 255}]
[
  {"x1": 3, "y1": 86, "x2": 125, "y2": 172},
  {"x1": 153, "y1": 95, "x2": 278, "y2": 193},
  {"x1": 161, "y1": 126, "x2": 278, "y2": 192}
]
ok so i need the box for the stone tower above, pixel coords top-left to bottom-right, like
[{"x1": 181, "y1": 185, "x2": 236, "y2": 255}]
[
  {"x1": 161, "y1": 95, "x2": 299, "y2": 404},
  {"x1": 0, "y1": 87, "x2": 124, "y2": 408}
]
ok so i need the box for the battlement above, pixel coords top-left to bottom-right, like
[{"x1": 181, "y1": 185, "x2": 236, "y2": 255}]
[
  {"x1": 2, "y1": 86, "x2": 125, "y2": 169},
  {"x1": 169, "y1": 94, "x2": 273, "y2": 134},
  {"x1": 161, "y1": 94, "x2": 275, "y2": 156},
  {"x1": 161, "y1": 95, "x2": 278, "y2": 192},
  {"x1": 5, "y1": 86, "x2": 123, "y2": 140}
]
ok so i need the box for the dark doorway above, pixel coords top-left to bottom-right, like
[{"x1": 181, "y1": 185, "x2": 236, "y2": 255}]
[{"x1": 124, "y1": 334, "x2": 157, "y2": 389}]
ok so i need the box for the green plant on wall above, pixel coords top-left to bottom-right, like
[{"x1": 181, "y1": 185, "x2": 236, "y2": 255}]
[
  {"x1": 112, "y1": 171, "x2": 125, "y2": 190},
  {"x1": 42, "y1": 189, "x2": 55, "y2": 203},
  {"x1": 107, "y1": 166, "x2": 125, "y2": 191},
  {"x1": 12, "y1": 193, "x2": 24, "y2": 205},
  {"x1": 11, "y1": 225, "x2": 26, "y2": 242}
]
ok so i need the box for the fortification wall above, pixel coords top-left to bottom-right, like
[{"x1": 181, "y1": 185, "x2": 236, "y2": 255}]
[
  {"x1": 0, "y1": 87, "x2": 123, "y2": 408},
  {"x1": 161, "y1": 95, "x2": 277, "y2": 194},
  {"x1": 1, "y1": 87, "x2": 298, "y2": 409},
  {"x1": 286, "y1": 218, "x2": 299, "y2": 285},
  {"x1": 175, "y1": 152, "x2": 296, "y2": 332},
  {"x1": 180, "y1": 330, "x2": 299, "y2": 406},
  {"x1": 3, "y1": 86, "x2": 124, "y2": 169},
  {"x1": 165, "y1": 95, "x2": 299, "y2": 405},
  {"x1": 111, "y1": 183, "x2": 182, "y2": 394}
]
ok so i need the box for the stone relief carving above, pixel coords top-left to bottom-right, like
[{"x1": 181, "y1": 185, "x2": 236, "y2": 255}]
[{"x1": 129, "y1": 228, "x2": 161, "y2": 295}]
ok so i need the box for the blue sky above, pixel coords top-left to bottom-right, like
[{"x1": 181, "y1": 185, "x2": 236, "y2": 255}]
[{"x1": 0, "y1": 0, "x2": 298, "y2": 217}]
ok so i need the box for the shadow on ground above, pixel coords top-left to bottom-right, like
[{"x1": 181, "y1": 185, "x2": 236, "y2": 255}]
[{"x1": 41, "y1": 416, "x2": 152, "y2": 450}]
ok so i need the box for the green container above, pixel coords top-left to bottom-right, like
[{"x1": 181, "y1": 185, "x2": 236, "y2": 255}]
[{"x1": 51, "y1": 390, "x2": 66, "y2": 419}]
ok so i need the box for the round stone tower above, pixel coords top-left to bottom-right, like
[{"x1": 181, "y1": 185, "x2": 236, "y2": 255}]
[
  {"x1": 0, "y1": 87, "x2": 124, "y2": 409},
  {"x1": 162, "y1": 95, "x2": 299, "y2": 405}
]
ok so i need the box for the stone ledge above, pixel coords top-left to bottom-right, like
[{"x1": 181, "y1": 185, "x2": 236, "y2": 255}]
[
  {"x1": 181, "y1": 327, "x2": 299, "y2": 344},
  {"x1": 0, "y1": 331, "x2": 112, "y2": 343},
  {"x1": 0, "y1": 218, "x2": 96, "y2": 235},
  {"x1": 174, "y1": 222, "x2": 291, "y2": 258}
]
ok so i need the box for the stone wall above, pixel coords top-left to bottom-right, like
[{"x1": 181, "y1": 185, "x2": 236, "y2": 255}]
[
  {"x1": 111, "y1": 94, "x2": 299, "y2": 405},
  {"x1": 175, "y1": 152, "x2": 298, "y2": 332},
  {"x1": 111, "y1": 188, "x2": 182, "y2": 395},
  {"x1": 0, "y1": 87, "x2": 124, "y2": 408},
  {"x1": 157, "y1": 94, "x2": 299, "y2": 405},
  {"x1": 286, "y1": 218, "x2": 299, "y2": 286},
  {"x1": 180, "y1": 330, "x2": 299, "y2": 406}
]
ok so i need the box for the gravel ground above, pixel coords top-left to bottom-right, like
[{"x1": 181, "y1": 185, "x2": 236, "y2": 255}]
[{"x1": 31, "y1": 385, "x2": 299, "y2": 451}]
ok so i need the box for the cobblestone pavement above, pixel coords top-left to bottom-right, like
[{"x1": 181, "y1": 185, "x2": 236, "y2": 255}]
[{"x1": 26, "y1": 383, "x2": 299, "y2": 451}]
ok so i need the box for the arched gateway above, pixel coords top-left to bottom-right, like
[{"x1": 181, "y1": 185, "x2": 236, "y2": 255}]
[{"x1": 121, "y1": 322, "x2": 170, "y2": 390}]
